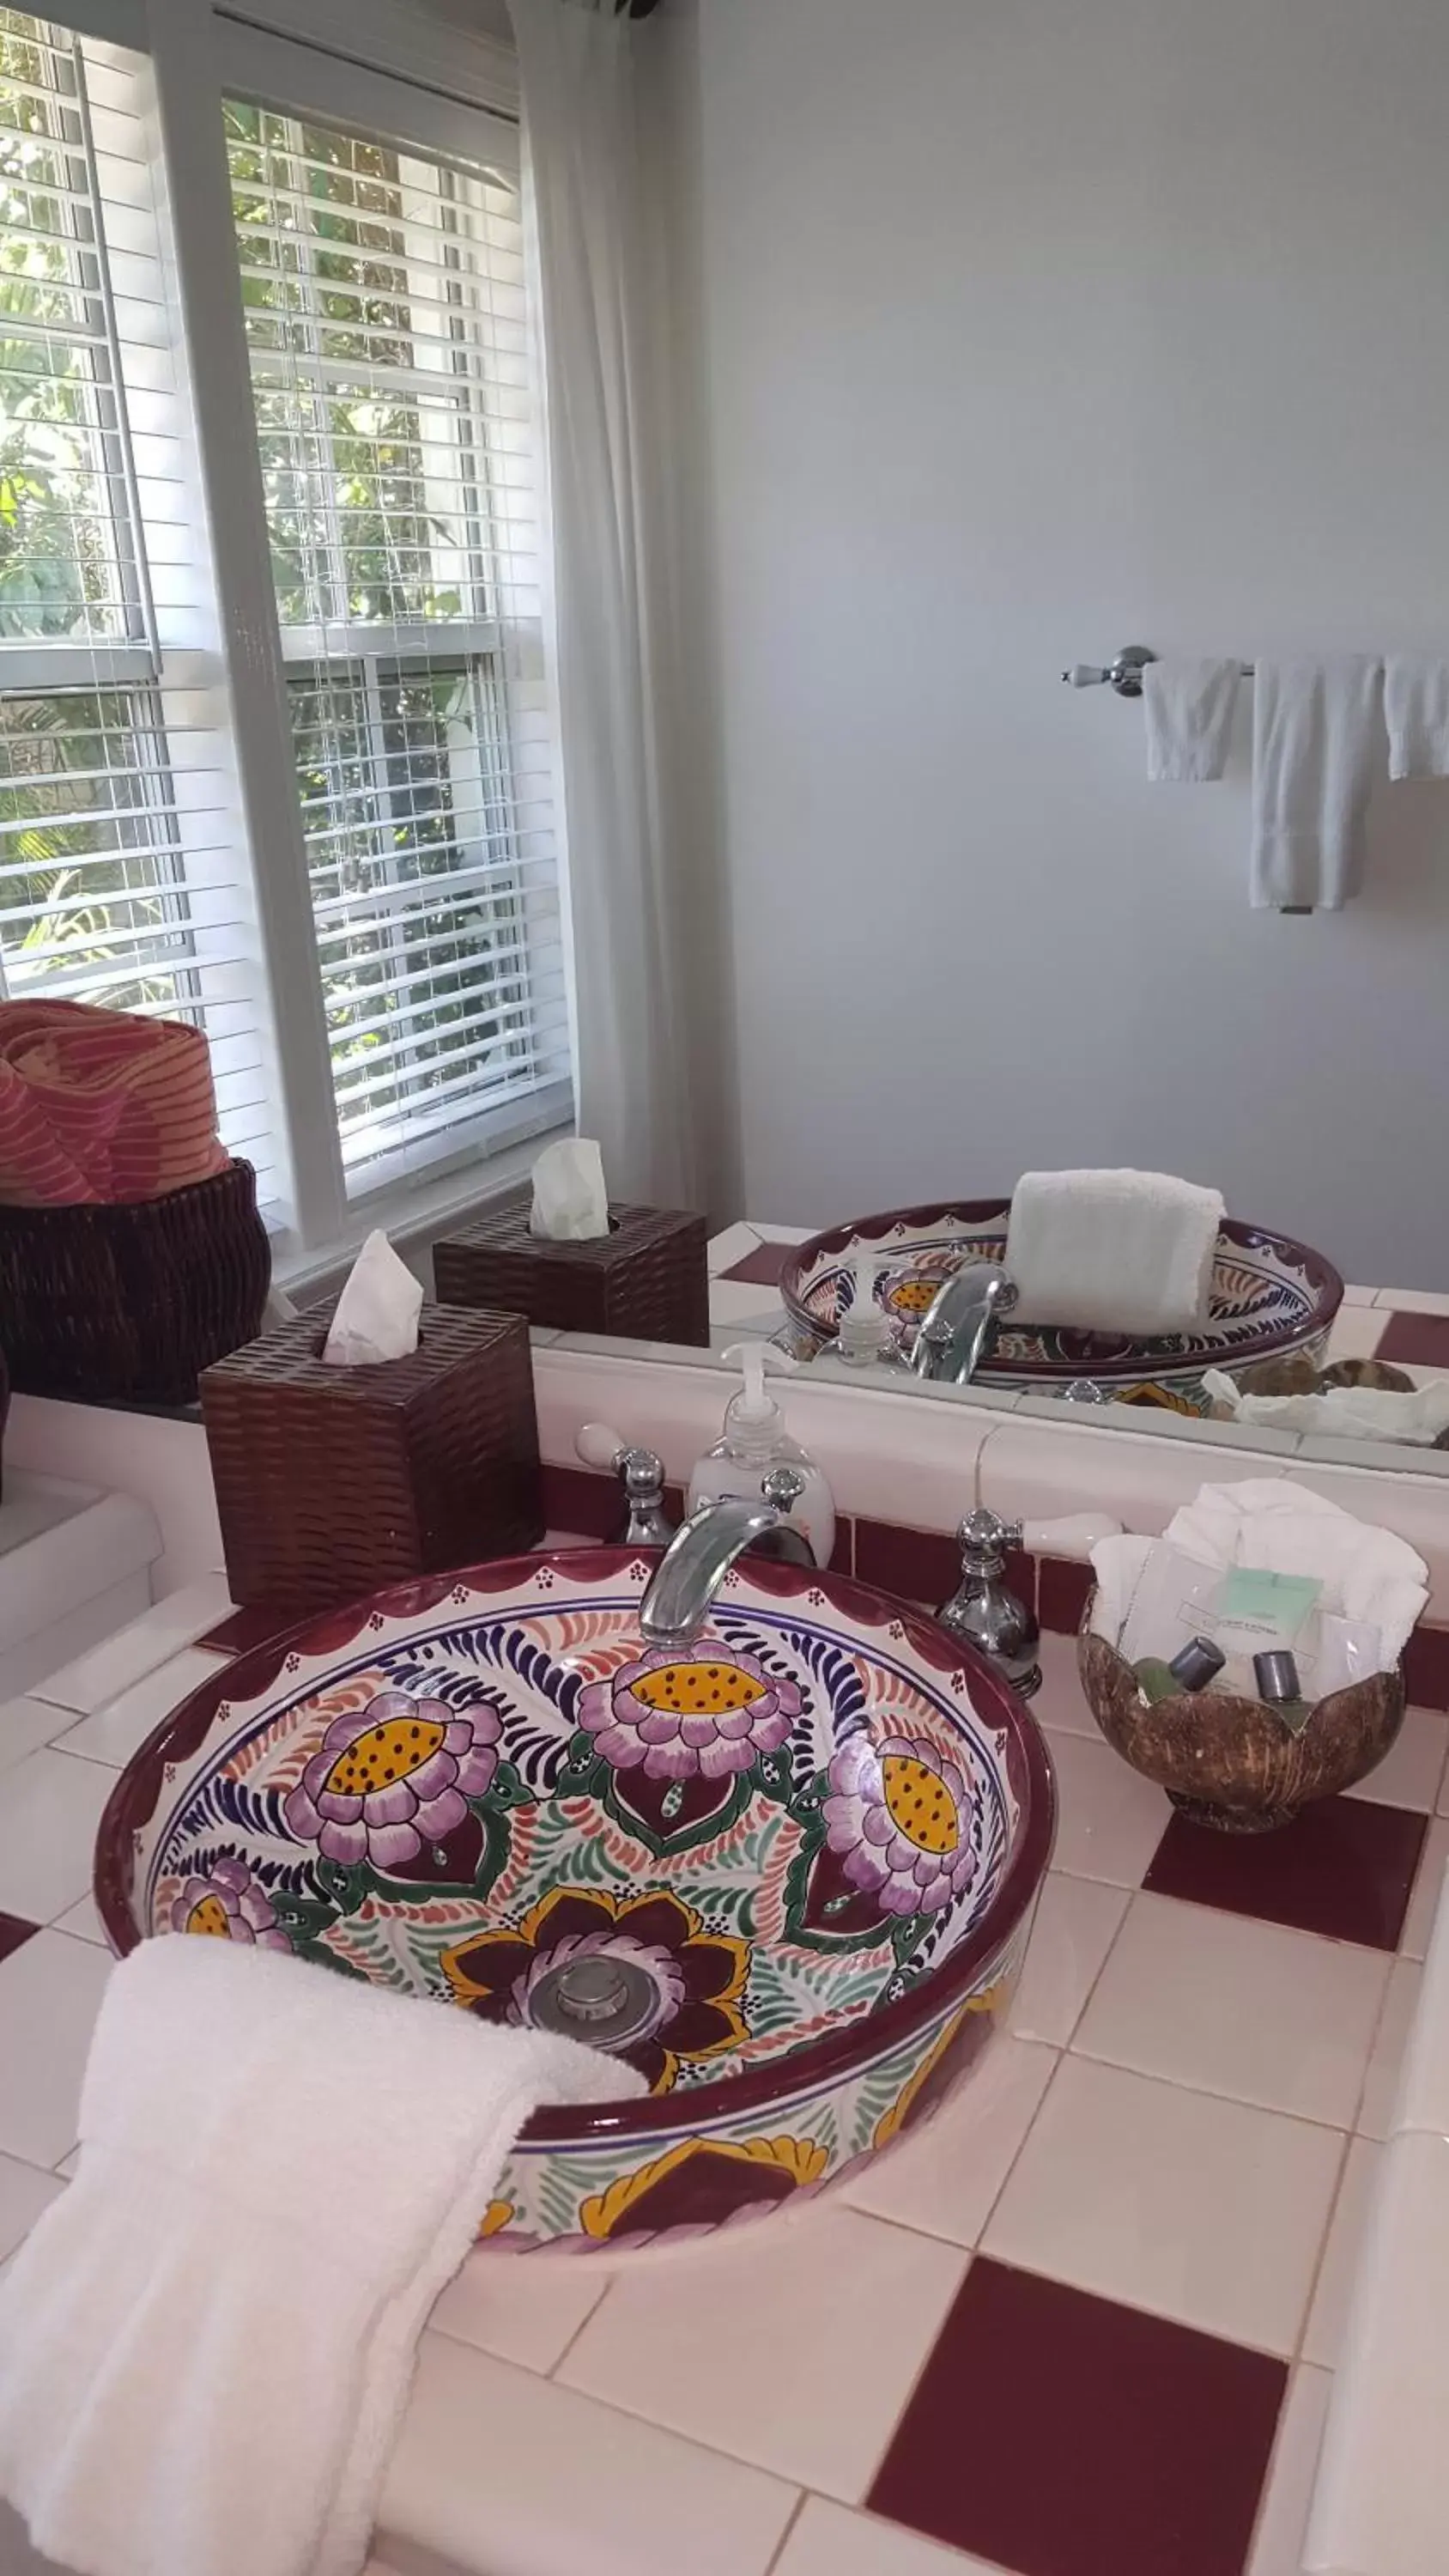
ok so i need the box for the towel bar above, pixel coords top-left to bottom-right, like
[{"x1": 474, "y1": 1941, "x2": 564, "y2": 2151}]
[{"x1": 1063, "y1": 646, "x2": 1257, "y2": 697}]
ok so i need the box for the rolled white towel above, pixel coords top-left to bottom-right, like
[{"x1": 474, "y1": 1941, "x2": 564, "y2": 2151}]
[{"x1": 1005, "y1": 1169, "x2": 1224, "y2": 1338}]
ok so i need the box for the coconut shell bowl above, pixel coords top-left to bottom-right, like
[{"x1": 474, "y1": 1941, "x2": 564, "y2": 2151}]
[
  {"x1": 1077, "y1": 1606, "x2": 1404, "y2": 1834},
  {"x1": 95, "y1": 1549, "x2": 1054, "y2": 2253}
]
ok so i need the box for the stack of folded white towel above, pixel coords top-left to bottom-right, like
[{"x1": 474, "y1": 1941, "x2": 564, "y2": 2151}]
[
  {"x1": 1005, "y1": 1167, "x2": 1223, "y2": 1339},
  {"x1": 1142, "y1": 651, "x2": 1449, "y2": 910}
]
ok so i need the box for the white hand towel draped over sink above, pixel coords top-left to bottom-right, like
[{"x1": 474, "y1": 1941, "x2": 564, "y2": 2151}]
[
  {"x1": 0, "y1": 1936, "x2": 642, "y2": 2576},
  {"x1": 1004, "y1": 1169, "x2": 1224, "y2": 1338}
]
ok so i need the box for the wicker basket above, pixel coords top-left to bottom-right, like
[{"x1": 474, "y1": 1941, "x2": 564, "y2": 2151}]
[
  {"x1": 199, "y1": 1300, "x2": 543, "y2": 1615},
  {"x1": 434, "y1": 1186, "x2": 710, "y2": 1346},
  {"x1": 0, "y1": 1160, "x2": 270, "y2": 1407},
  {"x1": 1077, "y1": 1608, "x2": 1405, "y2": 1832}
]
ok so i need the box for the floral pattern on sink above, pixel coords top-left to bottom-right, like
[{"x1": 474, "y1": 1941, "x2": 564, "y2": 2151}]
[{"x1": 99, "y1": 1552, "x2": 1053, "y2": 2251}]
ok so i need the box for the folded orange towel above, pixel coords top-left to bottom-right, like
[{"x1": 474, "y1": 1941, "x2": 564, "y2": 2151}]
[{"x1": 0, "y1": 1001, "x2": 229, "y2": 1207}]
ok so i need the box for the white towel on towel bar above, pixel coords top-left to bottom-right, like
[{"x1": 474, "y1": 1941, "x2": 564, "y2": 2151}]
[
  {"x1": 1250, "y1": 656, "x2": 1385, "y2": 911},
  {"x1": 1141, "y1": 657, "x2": 1241, "y2": 781},
  {"x1": 0, "y1": 1935, "x2": 643, "y2": 2576},
  {"x1": 1384, "y1": 656, "x2": 1449, "y2": 781}
]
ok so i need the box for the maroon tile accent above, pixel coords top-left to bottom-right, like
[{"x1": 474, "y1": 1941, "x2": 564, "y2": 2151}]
[
  {"x1": 1378, "y1": 1310, "x2": 1449, "y2": 1370},
  {"x1": 1144, "y1": 1795, "x2": 1427, "y2": 1951},
  {"x1": 720, "y1": 1239, "x2": 792, "y2": 1286},
  {"x1": 540, "y1": 1463, "x2": 622, "y2": 1541},
  {"x1": 870, "y1": 2257, "x2": 1284, "y2": 2576},
  {"x1": 0, "y1": 1911, "x2": 39, "y2": 1965},
  {"x1": 1006, "y1": 1549, "x2": 1038, "y2": 1618},
  {"x1": 196, "y1": 1606, "x2": 280, "y2": 1655},
  {"x1": 828, "y1": 1516, "x2": 854, "y2": 1578},
  {"x1": 1405, "y1": 1624, "x2": 1449, "y2": 1713},
  {"x1": 854, "y1": 1518, "x2": 960, "y2": 1608},
  {"x1": 1040, "y1": 1555, "x2": 1093, "y2": 1634}
]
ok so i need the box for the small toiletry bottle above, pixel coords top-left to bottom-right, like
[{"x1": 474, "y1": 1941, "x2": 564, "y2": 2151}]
[
  {"x1": 688, "y1": 1343, "x2": 836, "y2": 1568},
  {"x1": 1254, "y1": 1649, "x2": 1313, "y2": 1737},
  {"x1": 1134, "y1": 1636, "x2": 1227, "y2": 1705}
]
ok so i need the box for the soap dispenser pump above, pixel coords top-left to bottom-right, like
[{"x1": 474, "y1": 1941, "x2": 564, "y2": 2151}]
[{"x1": 688, "y1": 1343, "x2": 835, "y2": 1570}]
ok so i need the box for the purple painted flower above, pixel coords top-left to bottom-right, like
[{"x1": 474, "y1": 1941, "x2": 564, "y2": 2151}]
[
  {"x1": 822, "y1": 1733, "x2": 977, "y2": 1917},
  {"x1": 579, "y1": 1643, "x2": 801, "y2": 1783},
  {"x1": 172, "y1": 1855, "x2": 290, "y2": 1948},
  {"x1": 283, "y1": 1691, "x2": 500, "y2": 1870}
]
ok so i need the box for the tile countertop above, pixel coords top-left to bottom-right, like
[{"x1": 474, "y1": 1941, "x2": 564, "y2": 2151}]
[{"x1": 4, "y1": 1594, "x2": 1449, "y2": 2576}]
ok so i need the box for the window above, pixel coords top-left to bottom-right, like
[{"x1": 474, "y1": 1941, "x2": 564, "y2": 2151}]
[
  {"x1": 225, "y1": 95, "x2": 568, "y2": 1198},
  {"x1": 0, "y1": 10, "x2": 282, "y2": 1195},
  {"x1": 0, "y1": 5, "x2": 569, "y2": 1251}
]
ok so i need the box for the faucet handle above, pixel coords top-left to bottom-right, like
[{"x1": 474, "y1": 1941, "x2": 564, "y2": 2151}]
[
  {"x1": 957, "y1": 1507, "x2": 1025, "y2": 1566},
  {"x1": 761, "y1": 1464, "x2": 808, "y2": 1516},
  {"x1": 576, "y1": 1423, "x2": 676, "y2": 1548}
]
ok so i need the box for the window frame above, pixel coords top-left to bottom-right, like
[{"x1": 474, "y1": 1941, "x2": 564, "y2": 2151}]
[{"x1": 135, "y1": 0, "x2": 569, "y2": 1266}]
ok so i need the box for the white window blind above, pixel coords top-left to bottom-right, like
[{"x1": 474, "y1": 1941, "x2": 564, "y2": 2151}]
[
  {"x1": 0, "y1": 8, "x2": 282, "y2": 1196},
  {"x1": 225, "y1": 94, "x2": 569, "y2": 1195}
]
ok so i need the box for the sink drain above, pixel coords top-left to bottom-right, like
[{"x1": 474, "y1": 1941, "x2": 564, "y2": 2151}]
[{"x1": 527, "y1": 1955, "x2": 657, "y2": 2050}]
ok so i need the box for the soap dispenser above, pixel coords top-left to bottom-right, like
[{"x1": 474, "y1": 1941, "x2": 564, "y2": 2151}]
[{"x1": 688, "y1": 1343, "x2": 835, "y2": 1570}]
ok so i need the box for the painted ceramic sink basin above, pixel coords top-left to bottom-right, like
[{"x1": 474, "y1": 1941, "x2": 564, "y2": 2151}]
[
  {"x1": 782, "y1": 1199, "x2": 1343, "y2": 1413},
  {"x1": 96, "y1": 1551, "x2": 1053, "y2": 2254}
]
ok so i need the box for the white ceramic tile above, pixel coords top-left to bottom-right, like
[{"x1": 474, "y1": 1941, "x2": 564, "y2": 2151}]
[
  {"x1": 559, "y1": 2202, "x2": 967, "y2": 2501},
  {"x1": 1303, "y1": 2136, "x2": 1379, "y2": 2368},
  {"x1": 1247, "y1": 2365, "x2": 1333, "y2": 2576},
  {"x1": 980, "y1": 1420, "x2": 1294, "y2": 1540},
  {"x1": 52, "y1": 1893, "x2": 106, "y2": 1947},
  {"x1": 749, "y1": 1223, "x2": 812, "y2": 1245},
  {"x1": 1374, "y1": 1287, "x2": 1449, "y2": 1315},
  {"x1": 1346, "y1": 1704, "x2": 1447, "y2": 1811},
  {"x1": 0, "y1": 1696, "x2": 71, "y2": 1779},
  {"x1": 1074, "y1": 1893, "x2": 1389, "y2": 2127},
  {"x1": 1356, "y1": 1957, "x2": 1422, "y2": 2137},
  {"x1": 379, "y1": 2338, "x2": 799, "y2": 2576},
  {"x1": 54, "y1": 2148, "x2": 79, "y2": 2181},
  {"x1": 0, "y1": 1931, "x2": 111, "y2": 2168},
  {"x1": 1009, "y1": 1871, "x2": 1129, "y2": 2046},
  {"x1": 0, "y1": 2149, "x2": 63, "y2": 2263},
  {"x1": 1397, "y1": 1821, "x2": 1449, "y2": 1961},
  {"x1": 706, "y1": 1222, "x2": 761, "y2": 1273},
  {"x1": 841, "y1": 2035, "x2": 1057, "y2": 2244},
  {"x1": 54, "y1": 1645, "x2": 227, "y2": 1769},
  {"x1": 428, "y1": 2245, "x2": 614, "y2": 2374},
  {"x1": 1434, "y1": 1755, "x2": 1449, "y2": 1816},
  {"x1": 773, "y1": 2496, "x2": 1001, "y2": 2576},
  {"x1": 1341, "y1": 1285, "x2": 1380, "y2": 1307},
  {"x1": 1286, "y1": 1462, "x2": 1449, "y2": 1618},
  {"x1": 707, "y1": 1280, "x2": 787, "y2": 1327},
  {"x1": 1041, "y1": 1728, "x2": 1172, "y2": 1887},
  {"x1": 984, "y1": 2053, "x2": 1343, "y2": 2354},
  {"x1": 1326, "y1": 1306, "x2": 1389, "y2": 1363},
  {"x1": 31, "y1": 1576, "x2": 233, "y2": 1716},
  {"x1": 0, "y1": 1747, "x2": 115, "y2": 1923},
  {"x1": 1031, "y1": 1629, "x2": 1096, "y2": 1738}
]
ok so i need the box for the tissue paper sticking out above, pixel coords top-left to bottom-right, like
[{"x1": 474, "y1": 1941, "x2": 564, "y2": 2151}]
[
  {"x1": 530, "y1": 1138, "x2": 609, "y2": 1242},
  {"x1": 322, "y1": 1230, "x2": 422, "y2": 1366}
]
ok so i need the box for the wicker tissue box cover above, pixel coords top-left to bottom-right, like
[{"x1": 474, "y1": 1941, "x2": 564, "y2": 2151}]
[
  {"x1": 199, "y1": 1300, "x2": 543, "y2": 1614},
  {"x1": 434, "y1": 1186, "x2": 710, "y2": 1346}
]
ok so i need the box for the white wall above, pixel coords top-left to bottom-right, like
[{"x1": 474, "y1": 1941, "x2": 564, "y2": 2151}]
[{"x1": 684, "y1": 0, "x2": 1449, "y2": 1284}]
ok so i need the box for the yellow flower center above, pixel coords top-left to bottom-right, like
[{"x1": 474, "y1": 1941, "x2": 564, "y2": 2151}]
[
  {"x1": 325, "y1": 1714, "x2": 446, "y2": 1798},
  {"x1": 887, "y1": 1277, "x2": 938, "y2": 1316},
  {"x1": 882, "y1": 1753, "x2": 959, "y2": 1855},
  {"x1": 630, "y1": 1662, "x2": 767, "y2": 1717},
  {"x1": 185, "y1": 1894, "x2": 232, "y2": 1937}
]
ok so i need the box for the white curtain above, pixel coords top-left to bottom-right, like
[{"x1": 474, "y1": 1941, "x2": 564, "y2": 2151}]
[{"x1": 511, "y1": 0, "x2": 702, "y2": 1210}]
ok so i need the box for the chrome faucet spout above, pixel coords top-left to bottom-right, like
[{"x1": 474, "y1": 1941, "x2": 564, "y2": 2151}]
[
  {"x1": 911, "y1": 1262, "x2": 1018, "y2": 1387},
  {"x1": 640, "y1": 1472, "x2": 815, "y2": 1653}
]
